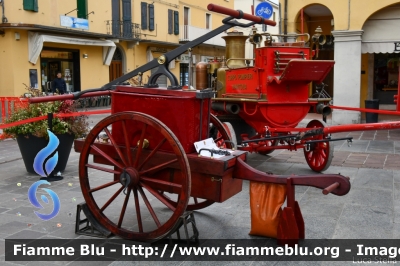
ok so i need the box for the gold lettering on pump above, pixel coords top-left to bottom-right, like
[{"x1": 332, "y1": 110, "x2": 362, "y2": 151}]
[
  {"x1": 227, "y1": 75, "x2": 237, "y2": 81},
  {"x1": 238, "y1": 74, "x2": 253, "y2": 80},
  {"x1": 232, "y1": 84, "x2": 247, "y2": 90},
  {"x1": 227, "y1": 74, "x2": 253, "y2": 81}
]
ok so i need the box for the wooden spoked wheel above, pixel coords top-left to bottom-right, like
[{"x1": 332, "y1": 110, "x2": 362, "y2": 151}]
[
  {"x1": 158, "y1": 114, "x2": 232, "y2": 211},
  {"x1": 303, "y1": 120, "x2": 333, "y2": 172},
  {"x1": 79, "y1": 112, "x2": 190, "y2": 240}
]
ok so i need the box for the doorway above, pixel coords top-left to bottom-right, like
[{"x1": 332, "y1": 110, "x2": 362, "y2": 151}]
[
  {"x1": 109, "y1": 47, "x2": 123, "y2": 82},
  {"x1": 40, "y1": 48, "x2": 81, "y2": 93}
]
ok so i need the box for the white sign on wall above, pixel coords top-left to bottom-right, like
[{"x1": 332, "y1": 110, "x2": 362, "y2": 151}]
[
  {"x1": 60, "y1": 15, "x2": 89, "y2": 30},
  {"x1": 180, "y1": 54, "x2": 196, "y2": 64}
]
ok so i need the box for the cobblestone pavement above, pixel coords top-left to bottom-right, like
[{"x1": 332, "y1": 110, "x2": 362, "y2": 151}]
[{"x1": 0, "y1": 111, "x2": 399, "y2": 265}]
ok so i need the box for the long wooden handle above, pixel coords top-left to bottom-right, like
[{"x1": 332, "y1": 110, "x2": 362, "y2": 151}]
[{"x1": 29, "y1": 91, "x2": 111, "y2": 103}]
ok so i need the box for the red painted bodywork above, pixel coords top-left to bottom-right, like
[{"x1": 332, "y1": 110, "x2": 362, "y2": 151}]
[
  {"x1": 221, "y1": 46, "x2": 334, "y2": 130},
  {"x1": 111, "y1": 86, "x2": 210, "y2": 154}
]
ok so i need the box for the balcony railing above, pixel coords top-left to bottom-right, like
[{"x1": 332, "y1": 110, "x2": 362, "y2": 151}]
[
  {"x1": 179, "y1": 25, "x2": 225, "y2": 47},
  {"x1": 106, "y1": 20, "x2": 141, "y2": 39}
]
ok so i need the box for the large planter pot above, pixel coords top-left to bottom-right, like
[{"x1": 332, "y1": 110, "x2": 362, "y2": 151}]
[{"x1": 16, "y1": 133, "x2": 75, "y2": 175}]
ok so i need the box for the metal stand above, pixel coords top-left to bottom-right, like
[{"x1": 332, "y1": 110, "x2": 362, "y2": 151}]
[
  {"x1": 75, "y1": 202, "x2": 112, "y2": 238},
  {"x1": 165, "y1": 212, "x2": 199, "y2": 243}
]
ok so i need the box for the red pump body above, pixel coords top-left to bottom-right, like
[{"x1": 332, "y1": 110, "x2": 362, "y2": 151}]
[{"x1": 220, "y1": 45, "x2": 334, "y2": 131}]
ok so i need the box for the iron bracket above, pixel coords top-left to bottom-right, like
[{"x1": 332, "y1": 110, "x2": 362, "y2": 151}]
[{"x1": 75, "y1": 202, "x2": 112, "y2": 238}]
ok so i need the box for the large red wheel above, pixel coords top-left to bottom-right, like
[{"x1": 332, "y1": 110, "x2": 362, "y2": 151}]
[
  {"x1": 257, "y1": 138, "x2": 277, "y2": 155},
  {"x1": 79, "y1": 112, "x2": 190, "y2": 240},
  {"x1": 303, "y1": 120, "x2": 333, "y2": 172}
]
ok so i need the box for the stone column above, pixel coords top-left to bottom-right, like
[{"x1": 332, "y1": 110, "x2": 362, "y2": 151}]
[{"x1": 331, "y1": 30, "x2": 363, "y2": 125}]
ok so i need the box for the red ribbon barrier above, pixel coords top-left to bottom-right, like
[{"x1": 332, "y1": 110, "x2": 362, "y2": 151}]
[{"x1": 0, "y1": 109, "x2": 111, "y2": 130}]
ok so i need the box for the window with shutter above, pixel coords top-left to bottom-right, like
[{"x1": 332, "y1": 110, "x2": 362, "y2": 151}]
[
  {"x1": 23, "y1": 0, "x2": 38, "y2": 12},
  {"x1": 141, "y1": 2, "x2": 148, "y2": 30},
  {"x1": 77, "y1": 0, "x2": 87, "y2": 19},
  {"x1": 122, "y1": 0, "x2": 132, "y2": 38},
  {"x1": 174, "y1": 11, "x2": 179, "y2": 35},
  {"x1": 168, "y1": 10, "x2": 173, "y2": 34},
  {"x1": 149, "y1": 4, "x2": 154, "y2": 31}
]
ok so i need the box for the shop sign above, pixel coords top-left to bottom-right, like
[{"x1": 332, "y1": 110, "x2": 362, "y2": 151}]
[
  {"x1": 201, "y1": 56, "x2": 214, "y2": 63},
  {"x1": 64, "y1": 69, "x2": 71, "y2": 82},
  {"x1": 180, "y1": 54, "x2": 196, "y2": 64},
  {"x1": 60, "y1": 15, "x2": 89, "y2": 30}
]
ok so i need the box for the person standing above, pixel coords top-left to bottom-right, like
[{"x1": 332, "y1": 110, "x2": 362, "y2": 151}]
[{"x1": 52, "y1": 71, "x2": 66, "y2": 94}]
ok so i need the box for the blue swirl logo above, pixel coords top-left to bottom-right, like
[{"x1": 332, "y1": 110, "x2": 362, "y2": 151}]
[
  {"x1": 33, "y1": 130, "x2": 59, "y2": 177},
  {"x1": 28, "y1": 180, "x2": 60, "y2": 220},
  {"x1": 28, "y1": 130, "x2": 61, "y2": 220}
]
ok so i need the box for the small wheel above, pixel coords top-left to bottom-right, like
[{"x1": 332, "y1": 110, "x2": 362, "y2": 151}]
[
  {"x1": 79, "y1": 112, "x2": 190, "y2": 240},
  {"x1": 210, "y1": 114, "x2": 236, "y2": 149},
  {"x1": 303, "y1": 120, "x2": 333, "y2": 172},
  {"x1": 257, "y1": 139, "x2": 277, "y2": 155}
]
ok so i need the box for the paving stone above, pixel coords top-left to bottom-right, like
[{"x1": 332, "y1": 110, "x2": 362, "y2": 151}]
[
  {"x1": 337, "y1": 140, "x2": 369, "y2": 153},
  {"x1": 6, "y1": 229, "x2": 47, "y2": 239},
  {"x1": 352, "y1": 168, "x2": 393, "y2": 191},
  {"x1": 393, "y1": 170, "x2": 400, "y2": 182},
  {"x1": 361, "y1": 165, "x2": 383, "y2": 169},
  {"x1": 346, "y1": 187, "x2": 393, "y2": 208},
  {"x1": 333, "y1": 224, "x2": 393, "y2": 239},
  {"x1": 338, "y1": 204, "x2": 393, "y2": 227}
]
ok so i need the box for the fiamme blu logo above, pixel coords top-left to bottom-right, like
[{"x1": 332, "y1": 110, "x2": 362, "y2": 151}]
[{"x1": 28, "y1": 130, "x2": 61, "y2": 221}]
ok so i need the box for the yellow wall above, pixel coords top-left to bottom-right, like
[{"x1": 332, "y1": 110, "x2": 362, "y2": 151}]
[
  {"x1": 281, "y1": 0, "x2": 400, "y2": 32},
  {"x1": 136, "y1": 0, "x2": 180, "y2": 43},
  {"x1": 0, "y1": 30, "x2": 41, "y2": 97},
  {"x1": 4, "y1": 0, "x2": 110, "y2": 34},
  {"x1": 180, "y1": 0, "x2": 234, "y2": 29}
]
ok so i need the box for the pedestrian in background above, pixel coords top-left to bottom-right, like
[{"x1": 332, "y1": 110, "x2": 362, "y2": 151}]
[{"x1": 52, "y1": 71, "x2": 66, "y2": 94}]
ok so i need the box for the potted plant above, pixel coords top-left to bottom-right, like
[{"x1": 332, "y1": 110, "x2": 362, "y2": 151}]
[{"x1": 1, "y1": 85, "x2": 89, "y2": 176}]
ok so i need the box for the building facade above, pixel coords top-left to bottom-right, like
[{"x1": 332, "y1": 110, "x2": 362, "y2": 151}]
[
  {"x1": 0, "y1": 0, "x2": 232, "y2": 97},
  {"x1": 280, "y1": 0, "x2": 400, "y2": 124}
]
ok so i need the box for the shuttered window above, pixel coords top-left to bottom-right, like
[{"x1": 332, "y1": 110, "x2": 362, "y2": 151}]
[
  {"x1": 111, "y1": 0, "x2": 120, "y2": 35},
  {"x1": 122, "y1": 0, "x2": 132, "y2": 38},
  {"x1": 149, "y1": 4, "x2": 155, "y2": 31},
  {"x1": 168, "y1": 10, "x2": 173, "y2": 34},
  {"x1": 23, "y1": 0, "x2": 38, "y2": 12},
  {"x1": 141, "y1": 2, "x2": 148, "y2": 30},
  {"x1": 174, "y1": 11, "x2": 179, "y2": 35},
  {"x1": 77, "y1": 0, "x2": 87, "y2": 19}
]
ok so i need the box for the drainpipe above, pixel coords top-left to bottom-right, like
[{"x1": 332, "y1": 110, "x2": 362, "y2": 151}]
[
  {"x1": 1, "y1": 0, "x2": 8, "y2": 23},
  {"x1": 301, "y1": 8, "x2": 304, "y2": 41},
  {"x1": 284, "y1": 0, "x2": 288, "y2": 42},
  {"x1": 347, "y1": 0, "x2": 351, "y2": 30}
]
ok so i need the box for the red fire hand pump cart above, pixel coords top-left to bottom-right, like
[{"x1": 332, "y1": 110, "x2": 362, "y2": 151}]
[{"x1": 32, "y1": 4, "x2": 400, "y2": 244}]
